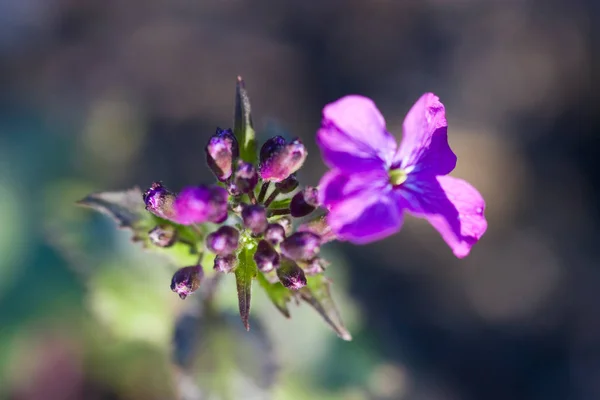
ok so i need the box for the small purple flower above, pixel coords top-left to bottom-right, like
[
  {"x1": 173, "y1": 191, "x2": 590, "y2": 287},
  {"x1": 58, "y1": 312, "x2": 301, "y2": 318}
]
[
  {"x1": 174, "y1": 185, "x2": 228, "y2": 225},
  {"x1": 317, "y1": 94, "x2": 487, "y2": 258},
  {"x1": 206, "y1": 128, "x2": 239, "y2": 182},
  {"x1": 259, "y1": 136, "x2": 307, "y2": 182}
]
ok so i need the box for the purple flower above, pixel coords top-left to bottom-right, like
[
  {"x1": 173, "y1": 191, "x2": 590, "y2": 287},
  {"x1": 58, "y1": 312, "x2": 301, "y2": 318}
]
[
  {"x1": 316, "y1": 94, "x2": 487, "y2": 258},
  {"x1": 174, "y1": 185, "x2": 228, "y2": 225}
]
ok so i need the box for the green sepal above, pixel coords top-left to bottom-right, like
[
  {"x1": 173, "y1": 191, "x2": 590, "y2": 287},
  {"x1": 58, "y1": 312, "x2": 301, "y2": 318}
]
[
  {"x1": 233, "y1": 76, "x2": 257, "y2": 164},
  {"x1": 234, "y1": 244, "x2": 257, "y2": 330},
  {"x1": 256, "y1": 273, "x2": 292, "y2": 318},
  {"x1": 77, "y1": 187, "x2": 202, "y2": 267},
  {"x1": 299, "y1": 275, "x2": 352, "y2": 341}
]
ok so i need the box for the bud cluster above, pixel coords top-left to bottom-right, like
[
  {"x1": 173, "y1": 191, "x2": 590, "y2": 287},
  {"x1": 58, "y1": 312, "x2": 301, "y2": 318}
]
[{"x1": 145, "y1": 125, "x2": 331, "y2": 299}]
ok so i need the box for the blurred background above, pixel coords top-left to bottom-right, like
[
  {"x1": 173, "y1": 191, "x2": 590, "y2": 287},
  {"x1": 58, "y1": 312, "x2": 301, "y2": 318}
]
[{"x1": 0, "y1": 0, "x2": 595, "y2": 399}]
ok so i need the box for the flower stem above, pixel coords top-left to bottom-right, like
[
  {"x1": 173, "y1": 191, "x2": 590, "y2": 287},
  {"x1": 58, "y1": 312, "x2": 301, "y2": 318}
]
[
  {"x1": 263, "y1": 188, "x2": 281, "y2": 207},
  {"x1": 257, "y1": 181, "x2": 270, "y2": 203},
  {"x1": 268, "y1": 208, "x2": 291, "y2": 216},
  {"x1": 248, "y1": 190, "x2": 257, "y2": 205}
]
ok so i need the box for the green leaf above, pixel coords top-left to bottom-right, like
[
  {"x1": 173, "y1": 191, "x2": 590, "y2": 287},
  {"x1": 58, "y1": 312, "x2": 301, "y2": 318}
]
[
  {"x1": 77, "y1": 187, "x2": 201, "y2": 266},
  {"x1": 234, "y1": 76, "x2": 257, "y2": 163},
  {"x1": 256, "y1": 273, "x2": 292, "y2": 318},
  {"x1": 299, "y1": 275, "x2": 352, "y2": 341},
  {"x1": 234, "y1": 245, "x2": 257, "y2": 330}
]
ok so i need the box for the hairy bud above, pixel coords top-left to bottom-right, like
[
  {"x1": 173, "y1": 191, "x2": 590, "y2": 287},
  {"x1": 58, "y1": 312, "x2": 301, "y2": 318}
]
[
  {"x1": 233, "y1": 160, "x2": 258, "y2": 194},
  {"x1": 253, "y1": 240, "x2": 280, "y2": 273},
  {"x1": 290, "y1": 186, "x2": 319, "y2": 217},
  {"x1": 277, "y1": 257, "x2": 307, "y2": 290},
  {"x1": 241, "y1": 204, "x2": 268, "y2": 235},
  {"x1": 275, "y1": 174, "x2": 299, "y2": 194},
  {"x1": 148, "y1": 225, "x2": 178, "y2": 247},
  {"x1": 143, "y1": 182, "x2": 177, "y2": 221},
  {"x1": 205, "y1": 128, "x2": 239, "y2": 181},
  {"x1": 213, "y1": 254, "x2": 238, "y2": 273},
  {"x1": 259, "y1": 136, "x2": 307, "y2": 182},
  {"x1": 280, "y1": 231, "x2": 321, "y2": 261},
  {"x1": 170, "y1": 265, "x2": 203, "y2": 299},
  {"x1": 264, "y1": 223, "x2": 286, "y2": 245},
  {"x1": 206, "y1": 226, "x2": 240, "y2": 255},
  {"x1": 174, "y1": 185, "x2": 228, "y2": 224}
]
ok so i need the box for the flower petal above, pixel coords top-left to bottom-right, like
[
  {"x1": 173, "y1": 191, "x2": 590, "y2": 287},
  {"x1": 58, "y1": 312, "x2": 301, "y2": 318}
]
[
  {"x1": 394, "y1": 93, "x2": 457, "y2": 175},
  {"x1": 317, "y1": 95, "x2": 397, "y2": 173},
  {"x1": 399, "y1": 175, "x2": 487, "y2": 258},
  {"x1": 319, "y1": 170, "x2": 403, "y2": 244}
]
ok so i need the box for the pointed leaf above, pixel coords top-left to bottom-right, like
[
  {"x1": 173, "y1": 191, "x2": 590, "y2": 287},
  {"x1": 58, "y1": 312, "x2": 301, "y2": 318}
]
[
  {"x1": 299, "y1": 275, "x2": 352, "y2": 341},
  {"x1": 234, "y1": 76, "x2": 257, "y2": 163},
  {"x1": 77, "y1": 187, "x2": 201, "y2": 266},
  {"x1": 257, "y1": 273, "x2": 292, "y2": 318},
  {"x1": 234, "y1": 245, "x2": 257, "y2": 330}
]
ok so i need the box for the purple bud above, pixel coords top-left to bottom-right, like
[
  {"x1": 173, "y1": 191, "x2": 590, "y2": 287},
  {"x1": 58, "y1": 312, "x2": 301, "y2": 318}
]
[
  {"x1": 276, "y1": 216, "x2": 293, "y2": 235},
  {"x1": 264, "y1": 223, "x2": 285, "y2": 245},
  {"x1": 170, "y1": 265, "x2": 203, "y2": 299},
  {"x1": 206, "y1": 226, "x2": 239, "y2": 255},
  {"x1": 253, "y1": 240, "x2": 280, "y2": 273},
  {"x1": 214, "y1": 254, "x2": 238, "y2": 273},
  {"x1": 298, "y1": 216, "x2": 336, "y2": 243},
  {"x1": 277, "y1": 257, "x2": 307, "y2": 290},
  {"x1": 227, "y1": 182, "x2": 242, "y2": 197},
  {"x1": 148, "y1": 225, "x2": 178, "y2": 247},
  {"x1": 143, "y1": 182, "x2": 177, "y2": 221},
  {"x1": 241, "y1": 204, "x2": 268, "y2": 235},
  {"x1": 174, "y1": 185, "x2": 228, "y2": 225},
  {"x1": 233, "y1": 160, "x2": 258, "y2": 194},
  {"x1": 280, "y1": 232, "x2": 321, "y2": 261},
  {"x1": 205, "y1": 128, "x2": 239, "y2": 181},
  {"x1": 259, "y1": 137, "x2": 307, "y2": 182},
  {"x1": 290, "y1": 186, "x2": 319, "y2": 217},
  {"x1": 303, "y1": 257, "x2": 329, "y2": 275},
  {"x1": 274, "y1": 174, "x2": 299, "y2": 194}
]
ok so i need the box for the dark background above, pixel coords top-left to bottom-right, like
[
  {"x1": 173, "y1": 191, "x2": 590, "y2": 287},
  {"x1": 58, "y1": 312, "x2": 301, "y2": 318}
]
[{"x1": 0, "y1": 1, "x2": 596, "y2": 399}]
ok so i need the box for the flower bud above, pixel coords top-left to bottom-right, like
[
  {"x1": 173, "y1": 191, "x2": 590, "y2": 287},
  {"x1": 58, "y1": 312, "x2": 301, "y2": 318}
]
[
  {"x1": 170, "y1": 265, "x2": 203, "y2": 299},
  {"x1": 206, "y1": 226, "x2": 239, "y2": 255},
  {"x1": 205, "y1": 128, "x2": 239, "y2": 181},
  {"x1": 298, "y1": 216, "x2": 336, "y2": 243},
  {"x1": 143, "y1": 182, "x2": 177, "y2": 220},
  {"x1": 227, "y1": 182, "x2": 242, "y2": 197},
  {"x1": 174, "y1": 185, "x2": 228, "y2": 225},
  {"x1": 148, "y1": 225, "x2": 178, "y2": 247},
  {"x1": 290, "y1": 186, "x2": 318, "y2": 217},
  {"x1": 277, "y1": 257, "x2": 307, "y2": 290},
  {"x1": 241, "y1": 204, "x2": 268, "y2": 235},
  {"x1": 280, "y1": 232, "x2": 321, "y2": 261},
  {"x1": 275, "y1": 174, "x2": 299, "y2": 194},
  {"x1": 259, "y1": 137, "x2": 307, "y2": 182},
  {"x1": 253, "y1": 240, "x2": 280, "y2": 273},
  {"x1": 264, "y1": 223, "x2": 285, "y2": 245},
  {"x1": 303, "y1": 257, "x2": 329, "y2": 275},
  {"x1": 214, "y1": 254, "x2": 238, "y2": 273},
  {"x1": 276, "y1": 216, "x2": 293, "y2": 235},
  {"x1": 233, "y1": 160, "x2": 258, "y2": 194}
]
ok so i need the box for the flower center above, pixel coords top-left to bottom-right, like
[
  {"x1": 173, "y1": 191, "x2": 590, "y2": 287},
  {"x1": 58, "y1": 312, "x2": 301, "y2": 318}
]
[{"x1": 389, "y1": 168, "x2": 408, "y2": 186}]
